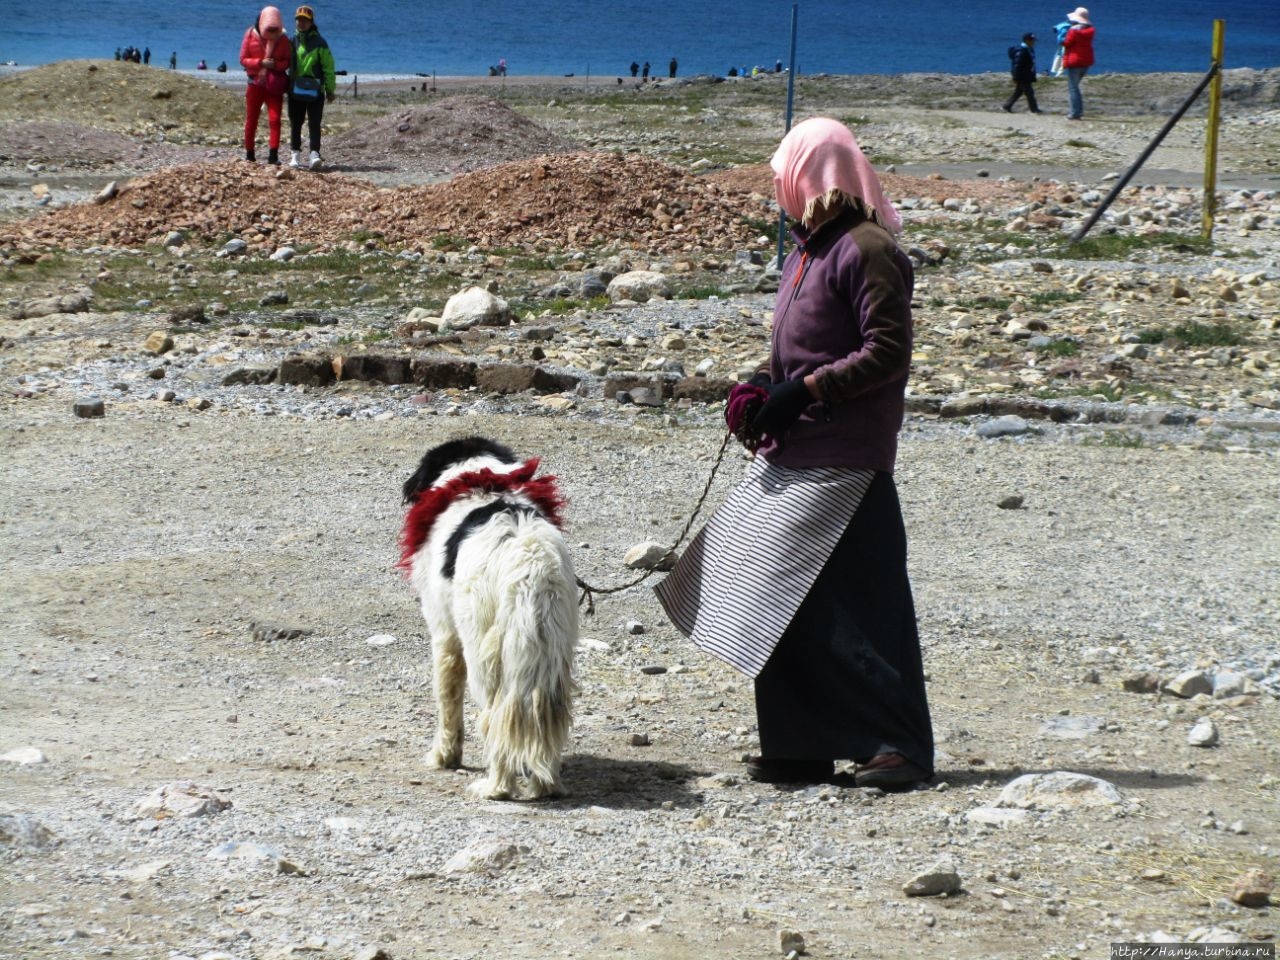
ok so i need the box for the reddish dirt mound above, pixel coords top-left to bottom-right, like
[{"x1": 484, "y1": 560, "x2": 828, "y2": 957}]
[
  {"x1": 325, "y1": 96, "x2": 576, "y2": 180},
  {"x1": 1, "y1": 153, "x2": 767, "y2": 254}
]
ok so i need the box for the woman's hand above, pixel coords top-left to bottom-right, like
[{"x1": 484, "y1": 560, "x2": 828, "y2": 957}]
[{"x1": 751, "y1": 378, "x2": 814, "y2": 439}]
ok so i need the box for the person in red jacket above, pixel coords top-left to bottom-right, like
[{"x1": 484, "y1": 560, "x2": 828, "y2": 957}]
[
  {"x1": 1061, "y1": 6, "x2": 1095, "y2": 120},
  {"x1": 239, "y1": 6, "x2": 292, "y2": 164}
]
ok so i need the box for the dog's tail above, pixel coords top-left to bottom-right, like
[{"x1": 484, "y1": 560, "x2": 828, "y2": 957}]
[{"x1": 479, "y1": 521, "x2": 579, "y2": 796}]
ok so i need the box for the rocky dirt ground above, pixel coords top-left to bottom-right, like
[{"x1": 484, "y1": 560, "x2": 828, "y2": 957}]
[{"x1": 1, "y1": 59, "x2": 1278, "y2": 960}]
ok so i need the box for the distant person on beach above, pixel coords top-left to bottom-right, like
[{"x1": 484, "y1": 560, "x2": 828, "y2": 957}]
[
  {"x1": 143, "y1": 47, "x2": 150, "y2": 64},
  {"x1": 197, "y1": 59, "x2": 207, "y2": 70},
  {"x1": 630, "y1": 61, "x2": 639, "y2": 77},
  {"x1": 114, "y1": 48, "x2": 121, "y2": 61},
  {"x1": 655, "y1": 117, "x2": 933, "y2": 792},
  {"x1": 1002, "y1": 33, "x2": 1041, "y2": 113},
  {"x1": 642, "y1": 61, "x2": 650, "y2": 80},
  {"x1": 1061, "y1": 6, "x2": 1095, "y2": 120},
  {"x1": 240, "y1": 5, "x2": 292, "y2": 165},
  {"x1": 217, "y1": 61, "x2": 227, "y2": 72},
  {"x1": 669, "y1": 57, "x2": 677, "y2": 78},
  {"x1": 169, "y1": 51, "x2": 176, "y2": 70},
  {"x1": 498, "y1": 58, "x2": 507, "y2": 76},
  {"x1": 288, "y1": 4, "x2": 337, "y2": 171}
]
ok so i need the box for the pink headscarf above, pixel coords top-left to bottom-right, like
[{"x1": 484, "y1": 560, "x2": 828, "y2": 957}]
[
  {"x1": 770, "y1": 117, "x2": 902, "y2": 235},
  {"x1": 257, "y1": 6, "x2": 284, "y2": 34}
]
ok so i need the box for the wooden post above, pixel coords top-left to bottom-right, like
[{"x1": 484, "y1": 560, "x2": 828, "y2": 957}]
[{"x1": 1202, "y1": 20, "x2": 1225, "y2": 241}]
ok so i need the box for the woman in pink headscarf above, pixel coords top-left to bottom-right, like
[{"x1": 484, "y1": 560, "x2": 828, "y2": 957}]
[
  {"x1": 656, "y1": 117, "x2": 932, "y2": 791},
  {"x1": 239, "y1": 5, "x2": 292, "y2": 164}
]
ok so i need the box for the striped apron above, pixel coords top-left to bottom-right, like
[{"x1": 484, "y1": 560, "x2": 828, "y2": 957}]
[{"x1": 654, "y1": 456, "x2": 874, "y2": 677}]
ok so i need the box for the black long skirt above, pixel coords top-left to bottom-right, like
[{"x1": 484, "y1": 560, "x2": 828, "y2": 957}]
[{"x1": 753, "y1": 470, "x2": 934, "y2": 775}]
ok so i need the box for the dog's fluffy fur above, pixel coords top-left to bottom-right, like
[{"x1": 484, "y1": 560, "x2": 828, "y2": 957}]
[{"x1": 400, "y1": 437, "x2": 578, "y2": 800}]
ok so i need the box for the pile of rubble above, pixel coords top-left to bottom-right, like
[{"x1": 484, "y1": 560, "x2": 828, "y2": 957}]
[{"x1": 1, "y1": 153, "x2": 770, "y2": 254}]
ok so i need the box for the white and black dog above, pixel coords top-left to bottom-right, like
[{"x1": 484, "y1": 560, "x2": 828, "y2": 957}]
[{"x1": 399, "y1": 437, "x2": 578, "y2": 800}]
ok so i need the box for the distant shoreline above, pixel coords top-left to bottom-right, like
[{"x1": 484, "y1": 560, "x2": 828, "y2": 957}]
[{"x1": 3, "y1": 59, "x2": 1271, "y2": 92}]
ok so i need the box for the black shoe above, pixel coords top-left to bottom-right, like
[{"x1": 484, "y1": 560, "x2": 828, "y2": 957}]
[
  {"x1": 1030, "y1": 108, "x2": 1044, "y2": 113},
  {"x1": 745, "y1": 756, "x2": 834, "y2": 784},
  {"x1": 853, "y1": 753, "x2": 930, "y2": 791},
  {"x1": 1001, "y1": 104, "x2": 1013, "y2": 112},
  {"x1": 267, "y1": 148, "x2": 280, "y2": 166},
  {"x1": 245, "y1": 149, "x2": 256, "y2": 162}
]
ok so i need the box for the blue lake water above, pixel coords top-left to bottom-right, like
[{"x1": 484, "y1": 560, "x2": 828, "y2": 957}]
[{"x1": 1, "y1": 0, "x2": 1276, "y2": 78}]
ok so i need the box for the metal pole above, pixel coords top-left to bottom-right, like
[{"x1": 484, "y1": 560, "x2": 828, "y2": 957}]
[
  {"x1": 1202, "y1": 20, "x2": 1225, "y2": 241},
  {"x1": 1069, "y1": 63, "x2": 1218, "y2": 244},
  {"x1": 776, "y1": 3, "x2": 799, "y2": 270}
]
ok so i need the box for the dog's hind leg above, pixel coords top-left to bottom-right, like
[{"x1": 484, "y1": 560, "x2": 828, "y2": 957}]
[{"x1": 425, "y1": 631, "x2": 466, "y2": 770}]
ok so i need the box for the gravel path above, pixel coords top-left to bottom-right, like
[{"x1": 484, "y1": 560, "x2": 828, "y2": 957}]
[{"x1": 1, "y1": 395, "x2": 1278, "y2": 960}]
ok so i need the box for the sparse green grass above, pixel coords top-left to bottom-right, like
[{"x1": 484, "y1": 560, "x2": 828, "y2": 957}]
[
  {"x1": 1064, "y1": 138, "x2": 1096, "y2": 148},
  {"x1": 1027, "y1": 290, "x2": 1083, "y2": 307},
  {"x1": 1137, "y1": 321, "x2": 1242, "y2": 348},
  {"x1": 1033, "y1": 339, "x2": 1080, "y2": 357},
  {"x1": 1060, "y1": 231, "x2": 1212, "y2": 259}
]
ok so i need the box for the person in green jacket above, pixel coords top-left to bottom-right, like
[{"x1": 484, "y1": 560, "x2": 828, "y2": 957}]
[{"x1": 288, "y1": 4, "x2": 336, "y2": 170}]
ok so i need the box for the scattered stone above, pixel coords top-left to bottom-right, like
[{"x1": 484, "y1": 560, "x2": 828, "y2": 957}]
[
  {"x1": 778, "y1": 929, "x2": 806, "y2": 955},
  {"x1": 441, "y1": 286, "x2": 510, "y2": 330},
  {"x1": 1230, "y1": 869, "x2": 1274, "y2": 907},
  {"x1": 136, "y1": 781, "x2": 232, "y2": 820},
  {"x1": 640, "y1": 665, "x2": 667, "y2": 675},
  {"x1": 1, "y1": 747, "x2": 47, "y2": 765},
  {"x1": 996, "y1": 772, "x2": 1125, "y2": 810},
  {"x1": 607, "y1": 270, "x2": 672, "y2": 303},
  {"x1": 1164, "y1": 670, "x2": 1213, "y2": 698},
  {"x1": 1122, "y1": 672, "x2": 1162, "y2": 694},
  {"x1": 1211, "y1": 670, "x2": 1254, "y2": 698},
  {"x1": 73, "y1": 396, "x2": 105, "y2": 418},
  {"x1": 1187, "y1": 717, "x2": 1218, "y2": 747},
  {"x1": 996, "y1": 494, "x2": 1024, "y2": 509},
  {"x1": 976, "y1": 416, "x2": 1031, "y2": 439},
  {"x1": 366, "y1": 633, "x2": 397, "y2": 647},
  {"x1": 250, "y1": 622, "x2": 312, "y2": 642},
  {"x1": 443, "y1": 841, "x2": 527, "y2": 875},
  {"x1": 624, "y1": 541, "x2": 677, "y2": 571},
  {"x1": 629, "y1": 732, "x2": 652, "y2": 747},
  {"x1": 903, "y1": 860, "x2": 962, "y2": 897},
  {"x1": 143, "y1": 331, "x2": 174, "y2": 355}
]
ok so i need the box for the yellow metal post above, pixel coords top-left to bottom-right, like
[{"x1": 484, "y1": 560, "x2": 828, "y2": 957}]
[{"x1": 1202, "y1": 20, "x2": 1225, "y2": 240}]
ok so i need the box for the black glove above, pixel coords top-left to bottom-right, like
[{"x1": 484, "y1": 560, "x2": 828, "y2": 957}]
[{"x1": 751, "y1": 378, "x2": 812, "y2": 439}]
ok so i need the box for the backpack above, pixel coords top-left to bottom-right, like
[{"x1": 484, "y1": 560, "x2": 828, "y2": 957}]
[{"x1": 1008, "y1": 45, "x2": 1023, "y2": 76}]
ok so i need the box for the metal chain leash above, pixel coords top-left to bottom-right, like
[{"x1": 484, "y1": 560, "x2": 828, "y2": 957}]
[{"x1": 574, "y1": 431, "x2": 734, "y2": 614}]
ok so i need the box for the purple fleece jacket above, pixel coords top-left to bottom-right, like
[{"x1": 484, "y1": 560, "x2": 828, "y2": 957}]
[{"x1": 757, "y1": 207, "x2": 914, "y2": 471}]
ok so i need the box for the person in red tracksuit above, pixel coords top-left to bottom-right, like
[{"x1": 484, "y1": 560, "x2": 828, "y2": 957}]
[
  {"x1": 1061, "y1": 6, "x2": 1095, "y2": 120},
  {"x1": 240, "y1": 6, "x2": 292, "y2": 164}
]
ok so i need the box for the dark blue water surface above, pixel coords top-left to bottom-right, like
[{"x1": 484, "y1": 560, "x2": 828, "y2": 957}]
[{"x1": 1, "y1": 0, "x2": 1276, "y2": 77}]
